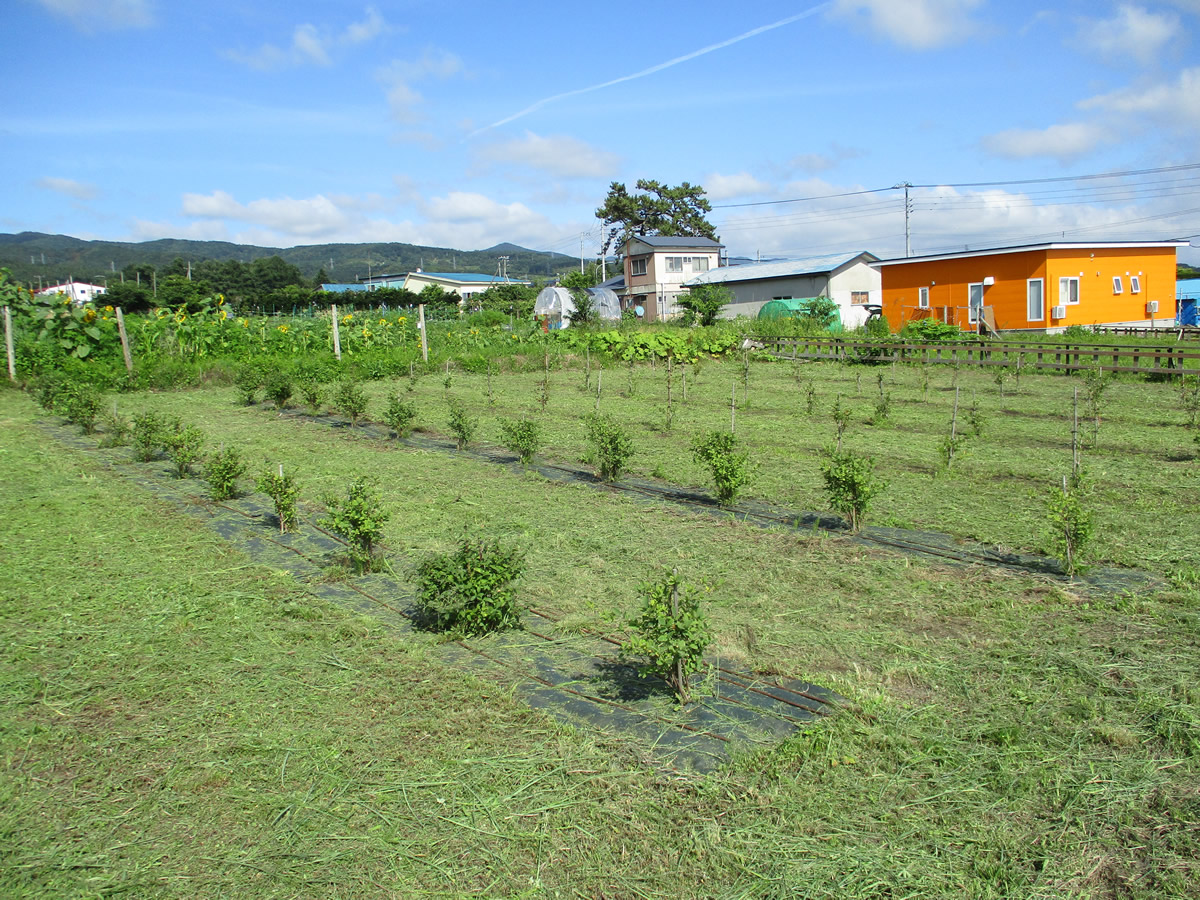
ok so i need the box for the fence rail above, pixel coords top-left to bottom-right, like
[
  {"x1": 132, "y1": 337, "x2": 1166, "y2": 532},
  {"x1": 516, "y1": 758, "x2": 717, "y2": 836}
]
[{"x1": 760, "y1": 336, "x2": 1200, "y2": 376}]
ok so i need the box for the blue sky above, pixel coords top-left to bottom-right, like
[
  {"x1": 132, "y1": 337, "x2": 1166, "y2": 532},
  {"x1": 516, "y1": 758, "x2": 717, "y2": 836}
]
[{"x1": 5, "y1": 0, "x2": 1200, "y2": 263}]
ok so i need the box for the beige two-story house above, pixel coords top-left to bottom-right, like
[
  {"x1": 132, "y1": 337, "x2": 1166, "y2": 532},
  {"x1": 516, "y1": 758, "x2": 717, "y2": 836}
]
[{"x1": 621, "y1": 235, "x2": 724, "y2": 322}]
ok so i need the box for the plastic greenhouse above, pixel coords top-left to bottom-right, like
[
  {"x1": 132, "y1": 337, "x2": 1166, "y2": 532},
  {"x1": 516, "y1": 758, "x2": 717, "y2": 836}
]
[{"x1": 533, "y1": 286, "x2": 623, "y2": 328}]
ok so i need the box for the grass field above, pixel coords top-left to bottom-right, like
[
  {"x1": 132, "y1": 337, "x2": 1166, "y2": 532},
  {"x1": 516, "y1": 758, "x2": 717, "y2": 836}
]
[{"x1": 2, "y1": 353, "x2": 1199, "y2": 898}]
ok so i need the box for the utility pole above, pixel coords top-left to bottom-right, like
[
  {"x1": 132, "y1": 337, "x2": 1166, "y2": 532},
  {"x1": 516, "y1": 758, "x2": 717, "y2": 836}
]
[
  {"x1": 894, "y1": 182, "x2": 913, "y2": 257},
  {"x1": 580, "y1": 234, "x2": 585, "y2": 274}
]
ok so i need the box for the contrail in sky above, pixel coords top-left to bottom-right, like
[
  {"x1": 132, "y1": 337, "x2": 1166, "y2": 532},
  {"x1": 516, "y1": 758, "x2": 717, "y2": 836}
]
[{"x1": 468, "y1": 2, "x2": 833, "y2": 138}]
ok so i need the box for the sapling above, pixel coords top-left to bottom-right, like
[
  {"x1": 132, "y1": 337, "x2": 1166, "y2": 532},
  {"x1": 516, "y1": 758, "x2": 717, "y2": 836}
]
[
  {"x1": 131, "y1": 410, "x2": 166, "y2": 462},
  {"x1": 820, "y1": 447, "x2": 885, "y2": 533},
  {"x1": 61, "y1": 382, "x2": 104, "y2": 434},
  {"x1": 584, "y1": 413, "x2": 634, "y2": 481},
  {"x1": 447, "y1": 398, "x2": 478, "y2": 450},
  {"x1": 298, "y1": 378, "x2": 324, "y2": 415},
  {"x1": 1045, "y1": 472, "x2": 1094, "y2": 576},
  {"x1": 334, "y1": 378, "x2": 368, "y2": 426},
  {"x1": 264, "y1": 370, "x2": 293, "y2": 410},
  {"x1": 258, "y1": 465, "x2": 301, "y2": 534},
  {"x1": 163, "y1": 421, "x2": 206, "y2": 478},
  {"x1": 413, "y1": 536, "x2": 526, "y2": 635},
  {"x1": 499, "y1": 417, "x2": 542, "y2": 465},
  {"x1": 98, "y1": 405, "x2": 131, "y2": 448},
  {"x1": 1080, "y1": 367, "x2": 1112, "y2": 448},
  {"x1": 233, "y1": 364, "x2": 261, "y2": 405},
  {"x1": 692, "y1": 430, "x2": 755, "y2": 506},
  {"x1": 831, "y1": 394, "x2": 851, "y2": 451},
  {"x1": 966, "y1": 392, "x2": 986, "y2": 437},
  {"x1": 382, "y1": 394, "x2": 417, "y2": 438},
  {"x1": 622, "y1": 568, "x2": 711, "y2": 705},
  {"x1": 204, "y1": 446, "x2": 247, "y2": 501},
  {"x1": 321, "y1": 477, "x2": 390, "y2": 573}
]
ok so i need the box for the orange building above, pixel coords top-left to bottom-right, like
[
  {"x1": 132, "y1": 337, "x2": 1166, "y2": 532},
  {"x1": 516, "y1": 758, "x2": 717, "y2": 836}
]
[{"x1": 874, "y1": 241, "x2": 1187, "y2": 333}]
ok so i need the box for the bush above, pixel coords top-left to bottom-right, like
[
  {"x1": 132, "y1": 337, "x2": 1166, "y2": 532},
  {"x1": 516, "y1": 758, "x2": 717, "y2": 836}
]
[
  {"x1": 691, "y1": 430, "x2": 754, "y2": 506},
  {"x1": 499, "y1": 417, "x2": 542, "y2": 465},
  {"x1": 820, "y1": 448, "x2": 885, "y2": 532},
  {"x1": 97, "y1": 407, "x2": 131, "y2": 448},
  {"x1": 298, "y1": 378, "x2": 324, "y2": 415},
  {"x1": 1046, "y1": 474, "x2": 1094, "y2": 576},
  {"x1": 585, "y1": 413, "x2": 634, "y2": 481},
  {"x1": 163, "y1": 421, "x2": 206, "y2": 478},
  {"x1": 334, "y1": 378, "x2": 368, "y2": 426},
  {"x1": 233, "y1": 363, "x2": 261, "y2": 405},
  {"x1": 258, "y1": 466, "x2": 301, "y2": 534},
  {"x1": 61, "y1": 382, "x2": 104, "y2": 434},
  {"x1": 862, "y1": 314, "x2": 891, "y2": 340},
  {"x1": 264, "y1": 370, "x2": 294, "y2": 409},
  {"x1": 622, "y1": 569, "x2": 711, "y2": 705},
  {"x1": 321, "y1": 477, "x2": 390, "y2": 573},
  {"x1": 413, "y1": 537, "x2": 526, "y2": 635},
  {"x1": 447, "y1": 398, "x2": 478, "y2": 450},
  {"x1": 383, "y1": 394, "x2": 418, "y2": 438},
  {"x1": 131, "y1": 410, "x2": 167, "y2": 462},
  {"x1": 204, "y1": 446, "x2": 247, "y2": 501},
  {"x1": 901, "y1": 318, "x2": 960, "y2": 342}
]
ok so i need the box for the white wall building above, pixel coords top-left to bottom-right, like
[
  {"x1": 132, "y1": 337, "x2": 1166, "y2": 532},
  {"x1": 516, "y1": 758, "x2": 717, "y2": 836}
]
[
  {"x1": 621, "y1": 235, "x2": 724, "y2": 322},
  {"x1": 682, "y1": 251, "x2": 881, "y2": 326},
  {"x1": 37, "y1": 281, "x2": 107, "y2": 305}
]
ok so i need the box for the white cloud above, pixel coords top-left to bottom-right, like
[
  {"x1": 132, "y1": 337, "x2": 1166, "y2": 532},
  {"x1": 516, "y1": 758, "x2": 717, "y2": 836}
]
[
  {"x1": 36, "y1": 0, "x2": 153, "y2": 31},
  {"x1": 829, "y1": 0, "x2": 983, "y2": 49},
  {"x1": 131, "y1": 219, "x2": 231, "y2": 242},
  {"x1": 476, "y1": 132, "x2": 620, "y2": 179},
  {"x1": 786, "y1": 145, "x2": 864, "y2": 174},
  {"x1": 1078, "y1": 4, "x2": 1178, "y2": 66},
  {"x1": 181, "y1": 190, "x2": 350, "y2": 238},
  {"x1": 376, "y1": 49, "x2": 464, "y2": 122},
  {"x1": 35, "y1": 176, "x2": 97, "y2": 200},
  {"x1": 1080, "y1": 66, "x2": 1200, "y2": 130},
  {"x1": 980, "y1": 122, "x2": 1108, "y2": 161},
  {"x1": 227, "y1": 7, "x2": 388, "y2": 71},
  {"x1": 704, "y1": 172, "x2": 773, "y2": 201}
]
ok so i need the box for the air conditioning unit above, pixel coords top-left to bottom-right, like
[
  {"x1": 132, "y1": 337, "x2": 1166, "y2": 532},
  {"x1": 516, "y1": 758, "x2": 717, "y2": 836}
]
[
  {"x1": 1145, "y1": 300, "x2": 1159, "y2": 314},
  {"x1": 1051, "y1": 305, "x2": 1067, "y2": 319}
]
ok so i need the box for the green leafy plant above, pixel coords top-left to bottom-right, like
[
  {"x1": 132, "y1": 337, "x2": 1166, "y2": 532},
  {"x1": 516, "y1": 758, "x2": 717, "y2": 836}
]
[
  {"x1": 298, "y1": 378, "x2": 324, "y2": 415},
  {"x1": 233, "y1": 363, "x2": 261, "y2": 405},
  {"x1": 413, "y1": 536, "x2": 526, "y2": 635},
  {"x1": 204, "y1": 446, "x2": 247, "y2": 501},
  {"x1": 1180, "y1": 374, "x2": 1200, "y2": 430},
  {"x1": 1080, "y1": 367, "x2": 1112, "y2": 448},
  {"x1": 334, "y1": 378, "x2": 369, "y2": 426},
  {"x1": 691, "y1": 430, "x2": 755, "y2": 506},
  {"x1": 60, "y1": 382, "x2": 104, "y2": 434},
  {"x1": 264, "y1": 370, "x2": 294, "y2": 410},
  {"x1": 966, "y1": 397, "x2": 986, "y2": 437},
  {"x1": 1046, "y1": 473, "x2": 1094, "y2": 576},
  {"x1": 131, "y1": 410, "x2": 167, "y2": 462},
  {"x1": 258, "y1": 466, "x2": 301, "y2": 534},
  {"x1": 584, "y1": 413, "x2": 634, "y2": 481},
  {"x1": 321, "y1": 477, "x2": 390, "y2": 573},
  {"x1": 499, "y1": 417, "x2": 542, "y2": 465},
  {"x1": 447, "y1": 398, "x2": 478, "y2": 450},
  {"x1": 97, "y1": 406, "x2": 131, "y2": 448},
  {"x1": 819, "y1": 448, "x2": 885, "y2": 532},
  {"x1": 163, "y1": 421, "x2": 206, "y2": 478},
  {"x1": 869, "y1": 390, "x2": 892, "y2": 427},
  {"x1": 622, "y1": 569, "x2": 711, "y2": 705},
  {"x1": 382, "y1": 394, "x2": 417, "y2": 438},
  {"x1": 939, "y1": 433, "x2": 967, "y2": 471},
  {"x1": 831, "y1": 395, "x2": 851, "y2": 451}
]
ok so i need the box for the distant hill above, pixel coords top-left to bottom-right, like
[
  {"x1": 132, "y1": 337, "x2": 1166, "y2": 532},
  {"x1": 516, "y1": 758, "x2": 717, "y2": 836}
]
[{"x1": 0, "y1": 232, "x2": 579, "y2": 287}]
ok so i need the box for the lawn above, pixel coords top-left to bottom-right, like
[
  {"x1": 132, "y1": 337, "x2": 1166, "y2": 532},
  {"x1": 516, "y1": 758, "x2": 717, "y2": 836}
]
[{"x1": 2, "y1": 355, "x2": 1198, "y2": 898}]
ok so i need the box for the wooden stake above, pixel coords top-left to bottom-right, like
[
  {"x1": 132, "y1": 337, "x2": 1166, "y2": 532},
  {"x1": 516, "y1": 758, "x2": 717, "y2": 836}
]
[
  {"x1": 594, "y1": 367, "x2": 602, "y2": 413},
  {"x1": 666, "y1": 354, "x2": 673, "y2": 429},
  {"x1": 670, "y1": 568, "x2": 686, "y2": 703},
  {"x1": 731, "y1": 380, "x2": 736, "y2": 434},
  {"x1": 331, "y1": 304, "x2": 342, "y2": 361},
  {"x1": 585, "y1": 346, "x2": 591, "y2": 392},
  {"x1": 114, "y1": 307, "x2": 133, "y2": 376},
  {"x1": 1072, "y1": 387, "x2": 1080, "y2": 478},
  {"x1": 3, "y1": 306, "x2": 15, "y2": 383},
  {"x1": 418, "y1": 304, "x2": 428, "y2": 362}
]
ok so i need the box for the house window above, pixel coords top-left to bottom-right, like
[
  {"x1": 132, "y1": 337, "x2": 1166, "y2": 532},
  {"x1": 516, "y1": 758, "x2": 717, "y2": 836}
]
[
  {"x1": 918, "y1": 286, "x2": 930, "y2": 309},
  {"x1": 1130, "y1": 275, "x2": 1141, "y2": 293},
  {"x1": 631, "y1": 258, "x2": 647, "y2": 276},
  {"x1": 1027, "y1": 278, "x2": 1044, "y2": 322},
  {"x1": 665, "y1": 256, "x2": 684, "y2": 273},
  {"x1": 967, "y1": 283, "x2": 984, "y2": 324},
  {"x1": 1112, "y1": 276, "x2": 1123, "y2": 294},
  {"x1": 691, "y1": 256, "x2": 709, "y2": 273},
  {"x1": 850, "y1": 291, "x2": 869, "y2": 305},
  {"x1": 1059, "y1": 276, "x2": 1080, "y2": 306}
]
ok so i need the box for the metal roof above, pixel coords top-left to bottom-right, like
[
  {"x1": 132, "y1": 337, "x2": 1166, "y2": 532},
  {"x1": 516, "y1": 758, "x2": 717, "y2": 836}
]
[
  {"x1": 682, "y1": 251, "x2": 878, "y2": 287},
  {"x1": 1177, "y1": 278, "x2": 1200, "y2": 299},
  {"x1": 415, "y1": 272, "x2": 526, "y2": 283},
  {"x1": 874, "y1": 241, "x2": 1190, "y2": 267},
  {"x1": 626, "y1": 235, "x2": 724, "y2": 250},
  {"x1": 320, "y1": 283, "x2": 370, "y2": 292}
]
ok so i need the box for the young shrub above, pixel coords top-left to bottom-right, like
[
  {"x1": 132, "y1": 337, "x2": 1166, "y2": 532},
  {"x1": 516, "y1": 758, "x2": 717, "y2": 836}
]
[
  {"x1": 447, "y1": 398, "x2": 478, "y2": 450},
  {"x1": 258, "y1": 466, "x2": 301, "y2": 534},
  {"x1": 499, "y1": 417, "x2": 542, "y2": 465},
  {"x1": 820, "y1": 447, "x2": 885, "y2": 532},
  {"x1": 204, "y1": 446, "x2": 247, "y2": 501},
  {"x1": 321, "y1": 477, "x2": 390, "y2": 573},
  {"x1": 298, "y1": 377, "x2": 324, "y2": 415},
  {"x1": 264, "y1": 370, "x2": 294, "y2": 410},
  {"x1": 30, "y1": 374, "x2": 69, "y2": 413},
  {"x1": 584, "y1": 413, "x2": 634, "y2": 481},
  {"x1": 131, "y1": 410, "x2": 166, "y2": 462},
  {"x1": 966, "y1": 396, "x2": 986, "y2": 437},
  {"x1": 831, "y1": 395, "x2": 851, "y2": 451},
  {"x1": 163, "y1": 421, "x2": 206, "y2": 478},
  {"x1": 1046, "y1": 473, "x2": 1094, "y2": 576},
  {"x1": 383, "y1": 394, "x2": 417, "y2": 438},
  {"x1": 869, "y1": 391, "x2": 892, "y2": 427},
  {"x1": 233, "y1": 363, "x2": 262, "y2": 405},
  {"x1": 413, "y1": 537, "x2": 526, "y2": 636},
  {"x1": 61, "y1": 382, "x2": 104, "y2": 434},
  {"x1": 938, "y1": 433, "x2": 968, "y2": 472},
  {"x1": 1080, "y1": 367, "x2": 1112, "y2": 448},
  {"x1": 98, "y1": 407, "x2": 131, "y2": 448},
  {"x1": 334, "y1": 378, "x2": 368, "y2": 426},
  {"x1": 622, "y1": 569, "x2": 711, "y2": 705},
  {"x1": 691, "y1": 430, "x2": 755, "y2": 506}
]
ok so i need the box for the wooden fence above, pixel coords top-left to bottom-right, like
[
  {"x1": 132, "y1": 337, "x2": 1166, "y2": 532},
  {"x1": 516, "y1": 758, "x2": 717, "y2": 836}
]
[{"x1": 760, "y1": 336, "x2": 1200, "y2": 377}]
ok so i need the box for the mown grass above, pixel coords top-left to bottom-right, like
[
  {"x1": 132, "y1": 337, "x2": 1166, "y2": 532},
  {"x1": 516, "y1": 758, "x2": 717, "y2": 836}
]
[{"x1": 3, "y1": 376, "x2": 1199, "y2": 898}]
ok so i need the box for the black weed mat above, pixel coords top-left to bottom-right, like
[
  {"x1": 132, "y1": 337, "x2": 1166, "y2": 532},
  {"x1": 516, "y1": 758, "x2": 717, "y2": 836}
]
[
  {"x1": 268, "y1": 404, "x2": 1159, "y2": 596},
  {"x1": 40, "y1": 421, "x2": 842, "y2": 775}
]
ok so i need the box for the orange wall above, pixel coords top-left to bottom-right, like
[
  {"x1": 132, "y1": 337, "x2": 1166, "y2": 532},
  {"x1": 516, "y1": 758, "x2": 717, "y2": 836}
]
[{"x1": 880, "y1": 246, "x2": 1178, "y2": 331}]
